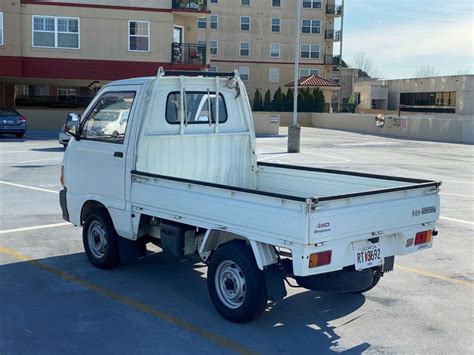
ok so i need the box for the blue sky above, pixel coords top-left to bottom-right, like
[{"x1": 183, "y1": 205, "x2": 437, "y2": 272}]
[{"x1": 341, "y1": 0, "x2": 473, "y2": 79}]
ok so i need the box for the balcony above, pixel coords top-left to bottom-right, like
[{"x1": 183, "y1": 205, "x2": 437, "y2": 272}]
[
  {"x1": 325, "y1": 30, "x2": 342, "y2": 41},
  {"x1": 172, "y1": 0, "x2": 207, "y2": 12},
  {"x1": 324, "y1": 54, "x2": 341, "y2": 67},
  {"x1": 326, "y1": 4, "x2": 343, "y2": 16},
  {"x1": 171, "y1": 43, "x2": 207, "y2": 66}
]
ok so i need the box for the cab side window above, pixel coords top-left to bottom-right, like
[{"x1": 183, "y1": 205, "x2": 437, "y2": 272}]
[{"x1": 81, "y1": 91, "x2": 136, "y2": 144}]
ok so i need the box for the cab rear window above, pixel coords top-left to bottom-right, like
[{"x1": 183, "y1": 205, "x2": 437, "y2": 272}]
[{"x1": 166, "y1": 91, "x2": 228, "y2": 125}]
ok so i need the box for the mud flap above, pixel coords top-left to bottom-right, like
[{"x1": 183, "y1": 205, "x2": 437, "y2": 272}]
[{"x1": 264, "y1": 263, "x2": 287, "y2": 301}]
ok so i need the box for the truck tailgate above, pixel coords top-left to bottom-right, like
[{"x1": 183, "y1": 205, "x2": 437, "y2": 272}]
[{"x1": 310, "y1": 184, "x2": 440, "y2": 244}]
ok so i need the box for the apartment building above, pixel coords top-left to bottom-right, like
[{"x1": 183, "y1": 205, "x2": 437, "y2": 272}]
[
  {"x1": 0, "y1": 0, "x2": 343, "y2": 107},
  {"x1": 0, "y1": 0, "x2": 210, "y2": 106},
  {"x1": 199, "y1": 0, "x2": 343, "y2": 95}
]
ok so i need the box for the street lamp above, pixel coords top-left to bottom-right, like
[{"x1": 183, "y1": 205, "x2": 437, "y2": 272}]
[{"x1": 288, "y1": 0, "x2": 302, "y2": 153}]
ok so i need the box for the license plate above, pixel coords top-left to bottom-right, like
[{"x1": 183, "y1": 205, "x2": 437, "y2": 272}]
[{"x1": 354, "y1": 243, "x2": 384, "y2": 271}]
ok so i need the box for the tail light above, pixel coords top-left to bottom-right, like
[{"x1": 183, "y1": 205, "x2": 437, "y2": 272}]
[
  {"x1": 18, "y1": 115, "x2": 26, "y2": 122},
  {"x1": 309, "y1": 250, "x2": 332, "y2": 268},
  {"x1": 415, "y1": 230, "x2": 432, "y2": 245}
]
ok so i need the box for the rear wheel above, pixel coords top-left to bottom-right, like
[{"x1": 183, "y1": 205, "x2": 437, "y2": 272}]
[
  {"x1": 207, "y1": 241, "x2": 268, "y2": 323},
  {"x1": 82, "y1": 209, "x2": 120, "y2": 269}
]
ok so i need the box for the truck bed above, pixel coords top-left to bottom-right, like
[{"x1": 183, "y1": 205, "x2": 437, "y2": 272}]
[{"x1": 131, "y1": 161, "x2": 440, "y2": 276}]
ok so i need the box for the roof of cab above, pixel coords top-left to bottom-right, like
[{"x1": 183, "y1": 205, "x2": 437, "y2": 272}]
[{"x1": 106, "y1": 77, "x2": 154, "y2": 87}]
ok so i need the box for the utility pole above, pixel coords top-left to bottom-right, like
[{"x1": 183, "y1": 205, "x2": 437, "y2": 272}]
[
  {"x1": 288, "y1": 0, "x2": 302, "y2": 153},
  {"x1": 337, "y1": 0, "x2": 345, "y2": 112}
]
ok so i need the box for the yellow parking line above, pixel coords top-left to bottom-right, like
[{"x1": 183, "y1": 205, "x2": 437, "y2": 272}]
[
  {"x1": 395, "y1": 264, "x2": 473, "y2": 287},
  {"x1": 0, "y1": 245, "x2": 256, "y2": 355}
]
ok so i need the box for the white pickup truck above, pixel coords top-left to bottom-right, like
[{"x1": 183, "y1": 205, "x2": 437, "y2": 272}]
[{"x1": 60, "y1": 69, "x2": 441, "y2": 323}]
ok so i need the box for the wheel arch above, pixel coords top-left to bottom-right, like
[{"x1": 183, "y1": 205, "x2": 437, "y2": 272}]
[
  {"x1": 199, "y1": 229, "x2": 278, "y2": 270},
  {"x1": 80, "y1": 200, "x2": 108, "y2": 225}
]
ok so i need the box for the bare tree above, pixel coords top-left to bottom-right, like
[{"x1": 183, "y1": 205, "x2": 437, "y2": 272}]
[
  {"x1": 414, "y1": 65, "x2": 439, "y2": 78},
  {"x1": 350, "y1": 52, "x2": 381, "y2": 78}
]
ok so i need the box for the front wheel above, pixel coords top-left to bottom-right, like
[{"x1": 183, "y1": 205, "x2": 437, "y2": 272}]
[
  {"x1": 207, "y1": 241, "x2": 268, "y2": 323},
  {"x1": 82, "y1": 209, "x2": 120, "y2": 269}
]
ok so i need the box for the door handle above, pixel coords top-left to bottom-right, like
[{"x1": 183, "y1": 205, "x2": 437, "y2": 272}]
[{"x1": 114, "y1": 152, "x2": 124, "y2": 158}]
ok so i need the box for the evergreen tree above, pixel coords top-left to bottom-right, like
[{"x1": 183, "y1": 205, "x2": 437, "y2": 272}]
[
  {"x1": 263, "y1": 89, "x2": 272, "y2": 111},
  {"x1": 252, "y1": 89, "x2": 264, "y2": 111},
  {"x1": 284, "y1": 88, "x2": 294, "y2": 112},
  {"x1": 304, "y1": 92, "x2": 316, "y2": 113},
  {"x1": 272, "y1": 86, "x2": 283, "y2": 111},
  {"x1": 297, "y1": 91, "x2": 305, "y2": 112}
]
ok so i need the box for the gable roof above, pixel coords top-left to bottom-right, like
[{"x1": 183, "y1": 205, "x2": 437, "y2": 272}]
[{"x1": 285, "y1": 75, "x2": 340, "y2": 87}]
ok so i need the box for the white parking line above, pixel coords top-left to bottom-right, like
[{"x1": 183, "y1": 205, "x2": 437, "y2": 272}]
[
  {"x1": 18, "y1": 157, "x2": 62, "y2": 164},
  {"x1": 0, "y1": 222, "x2": 71, "y2": 235},
  {"x1": 0, "y1": 180, "x2": 59, "y2": 194},
  {"x1": 440, "y1": 216, "x2": 474, "y2": 226},
  {"x1": 440, "y1": 192, "x2": 473, "y2": 198}
]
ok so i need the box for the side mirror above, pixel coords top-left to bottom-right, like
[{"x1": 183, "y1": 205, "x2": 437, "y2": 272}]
[{"x1": 65, "y1": 112, "x2": 81, "y2": 139}]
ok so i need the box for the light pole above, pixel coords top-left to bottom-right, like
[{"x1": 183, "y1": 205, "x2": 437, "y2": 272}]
[{"x1": 288, "y1": 0, "x2": 302, "y2": 153}]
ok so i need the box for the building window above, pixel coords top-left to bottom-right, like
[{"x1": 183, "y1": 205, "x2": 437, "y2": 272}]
[
  {"x1": 241, "y1": 16, "x2": 250, "y2": 31},
  {"x1": 299, "y1": 68, "x2": 319, "y2": 79},
  {"x1": 301, "y1": 19, "x2": 320, "y2": 34},
  {"x1": 240, "y1": 42, "x2": 250, "y2": 56},
  {"x1": 129, "y1": 20, "x2": 149, "y2": 52},
  {"x1": 241, "y1": 0, "x2": 251, "y2": 5},
  {"x1": 210, "y1": 15, "x2": 218, "y2": 30},
  {"x1": 0, "y1": 12, "x2": 3, "y2": 45},
  {"x1": 271, "y1": 18, "x2": 281, "y2": 32},
  {"x1": 33, "y1": 16, "x2": 79, "y2": 49},
  {"x1": 197, "y1": 17, "x2": 206, "y2": 29},
  {"x1": 210, "y1": 0, "x2": 219, "y2": 4},
  {"x1": 239, "y1": 67, "x2": 249, "y2": 81},
  {"x1": 272, "y1": 0, "x2": 281, "y2": 7},
  {"x1": 303, "y1": 0, "x2": 322, "y2": 8},
  {"x1": 58, "y1": 88, "x2": 77, "y2": 98},
  {"x1": 269, "y1": 68, "x2": 280, "y2": 83},
  {"x1": 270, "y1": 43, "x2": 280, "y2": 57},
  {"x1": 208, "y1": 66, "x2": 218, "y2": 72},
  {"x1": 300, "y1": 44, "x2": 320, "y2": 58},
  {"x1": 210, "y1": 40, "x2": 218, "y2": 55}
]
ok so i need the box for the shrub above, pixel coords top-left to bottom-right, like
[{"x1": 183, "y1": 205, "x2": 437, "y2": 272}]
[
  {"x1": 263, "y1": 89, "x2": 272, "y2": 111},
  {"x1": 253, "y1": 89, "x2": 264, "y2": 111}
]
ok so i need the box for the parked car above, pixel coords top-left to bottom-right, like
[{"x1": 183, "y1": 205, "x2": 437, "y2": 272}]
[
  {"x1": 60, "y1": 69, "x2": 441, "y2": 323},
  {"x1": 59, "y1": 112, "x2": 80, "y2": 147},
  {"x1": 0, "y1": 107, "x2": 27, "y2": 138}
]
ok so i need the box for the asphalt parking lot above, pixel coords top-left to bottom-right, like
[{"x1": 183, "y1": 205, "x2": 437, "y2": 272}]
[{"x1": 0, "y1": 128, "x2": 473, "y2": 354}]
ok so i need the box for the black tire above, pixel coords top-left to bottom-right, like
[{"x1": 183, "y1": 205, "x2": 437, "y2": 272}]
[
  {"x1": 82, "y1": 209, "x2": 120, "y2": 269},
  {"x1": 352, "y1": 269, "x2": 381, "y2": 294},
  {"x1": 16, "y1": 133, "x2": 24, "y2": 138},
  {"x1": 207, "y1": 241, "x2": 268, "y2": 323}
]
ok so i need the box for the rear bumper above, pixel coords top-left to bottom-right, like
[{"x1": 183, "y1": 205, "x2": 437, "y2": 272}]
[
  {"x1": 0, "y1": 126, "x2": 26, "y2": 133},
  {"x1": 291, "y1": 224, "x2": 436, "y2": 277},
  {"x1": 59, "y1": 188, "x2": 70, "y2": 222},
  {"x1": 58, "y1": 131, "x2": 71, "y2": 145}
]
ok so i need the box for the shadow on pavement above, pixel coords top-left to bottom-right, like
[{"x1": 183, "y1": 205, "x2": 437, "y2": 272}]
[{"x1": 0, "y1": 250, "x2": 370, "y2": 353}]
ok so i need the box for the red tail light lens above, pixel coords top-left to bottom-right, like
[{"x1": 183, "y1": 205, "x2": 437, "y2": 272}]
[
  {"x1": 415, "y1": 230, "x2": 432, "y2": 245},
  {"x1": 309, "y1": 250, "x2": 332, "y2": 268},
  {"x1": 19, "y1": 115, "x2": 26, "y2": 122}
]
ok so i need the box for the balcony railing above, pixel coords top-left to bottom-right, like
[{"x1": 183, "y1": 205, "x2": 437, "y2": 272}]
[
  {"x1": 15, "y1": 95, "x2": 93, "y2": 108},
  {"x1": 171, "y1": 43, "x2": 207, "y2": 65},
  {"x1": 324, "y1": 54, "x2": 341, "y2": 66},
  {"x1": 172, "y1": 0, "x2": 207, "y2": 12},
  {"x1": 326, "y1": 4, "x2": 343, "y2": 15},
  {"x1": 325, "y1": 30, "x2": 342, "y2": 41}
]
